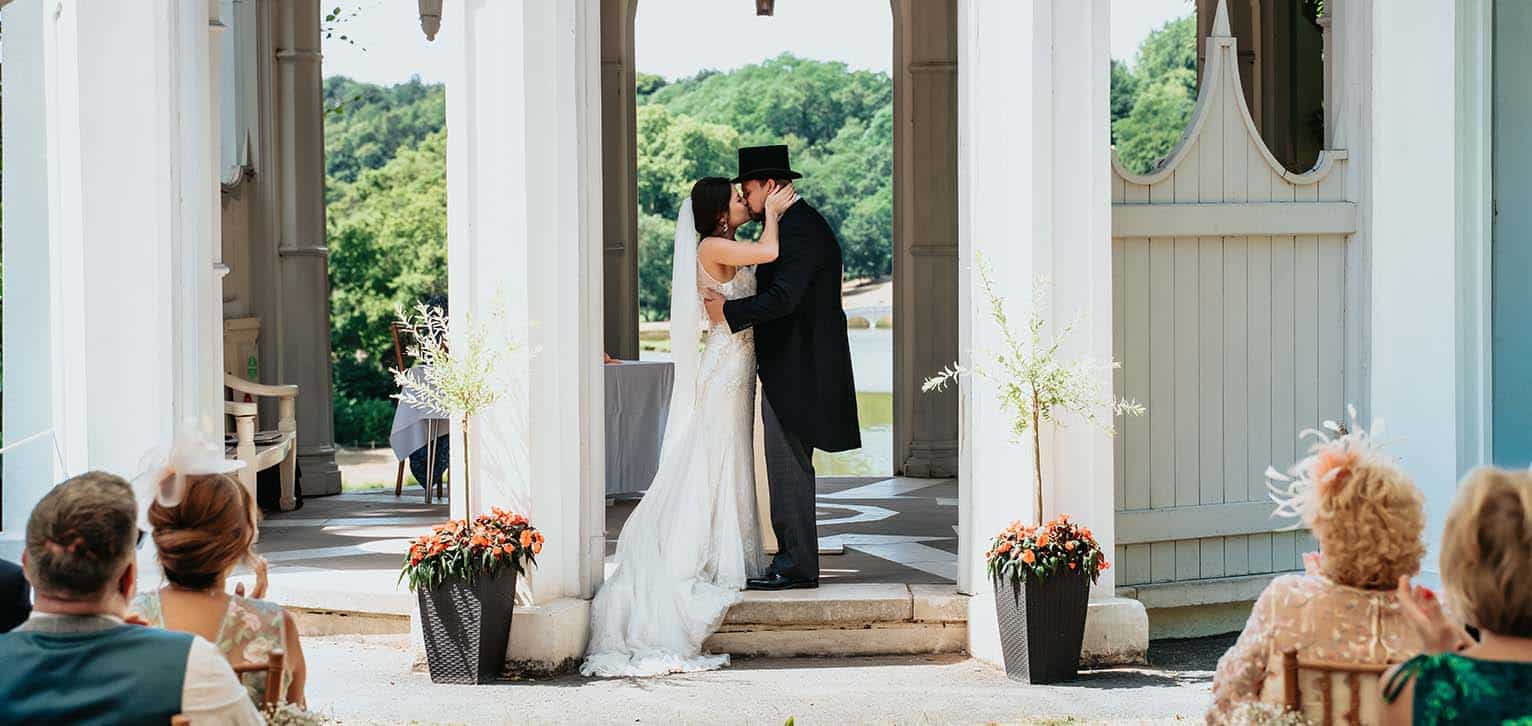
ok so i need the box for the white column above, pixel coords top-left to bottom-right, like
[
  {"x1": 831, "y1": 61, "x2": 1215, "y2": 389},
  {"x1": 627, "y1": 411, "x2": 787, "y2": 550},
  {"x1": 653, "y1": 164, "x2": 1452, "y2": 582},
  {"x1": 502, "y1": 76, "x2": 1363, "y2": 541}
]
[
  {"x1": 443, "y1": 0, "x2": 605, "y2": 667},
  {"x1": 1364, "y1": 0, "x2": 1462, "y2": 576},
  {"x1": 957, "y1": 0, "x2": 1144, "y2": 668},
  {"x1": 1, "y1": 0, "x2": 224, "y2": 557}
]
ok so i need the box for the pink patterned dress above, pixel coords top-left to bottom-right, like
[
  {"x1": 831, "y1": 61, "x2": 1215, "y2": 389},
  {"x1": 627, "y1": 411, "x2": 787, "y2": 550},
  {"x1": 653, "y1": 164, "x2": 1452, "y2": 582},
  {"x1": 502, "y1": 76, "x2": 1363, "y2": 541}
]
[
  {"x1": 130, "y1": 590, "x2": 292, "y2": 706},
  {"x1": 1207, "y1": 573, "x2": 1425, "y2": 724}
]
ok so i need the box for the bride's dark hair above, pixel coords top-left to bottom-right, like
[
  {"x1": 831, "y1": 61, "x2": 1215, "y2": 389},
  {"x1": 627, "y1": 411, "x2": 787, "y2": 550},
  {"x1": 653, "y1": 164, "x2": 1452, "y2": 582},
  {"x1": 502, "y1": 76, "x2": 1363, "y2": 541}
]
[{"x1": 690, "y1": 177, "x2": 732, "y2": 238}]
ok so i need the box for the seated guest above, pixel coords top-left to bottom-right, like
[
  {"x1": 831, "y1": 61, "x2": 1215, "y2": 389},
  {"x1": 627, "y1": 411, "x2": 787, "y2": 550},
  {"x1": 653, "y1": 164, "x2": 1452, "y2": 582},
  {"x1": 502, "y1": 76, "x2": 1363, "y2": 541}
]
[
  {"x1": 0, "y1": 472, "x2": 260, "y2": 725},
  {"x1": 1207, "y1": 424, "x2": 1427, "y2": 723},
  {"x1": 1382, "y1": 467, "x2": 1532, "y2": 724},
  {"x1": 132, "y1": 470, "x2": 307, "y2": 707},
  {"x1": 1, "y1": 557, "x2": 30, "y2": 632}
]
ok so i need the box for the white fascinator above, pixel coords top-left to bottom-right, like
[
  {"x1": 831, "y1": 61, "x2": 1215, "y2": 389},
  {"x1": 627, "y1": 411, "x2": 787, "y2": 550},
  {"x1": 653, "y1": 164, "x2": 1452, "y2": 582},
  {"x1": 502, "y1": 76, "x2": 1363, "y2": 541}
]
[{"x1": 134, "y1": 419, "x2": 245, "y2": 512}]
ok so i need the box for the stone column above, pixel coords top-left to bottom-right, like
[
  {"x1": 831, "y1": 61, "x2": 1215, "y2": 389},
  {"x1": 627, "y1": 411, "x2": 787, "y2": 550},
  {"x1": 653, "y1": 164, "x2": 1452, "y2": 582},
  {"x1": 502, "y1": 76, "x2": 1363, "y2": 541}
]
[
  {"x1": 270, "y1": 0, "x2": 341, "y2": 495},
  {"x1": 893, "y1": 0, "x2": 960, "y2": 478},
  {"x1": 1361, "y1": 0, "x2": 1462, "y2": 575},
  {"x1": 956, "y1": 0, "x2": 1145, "y2": 668},
  {"x1": 441, "y1": 0, "x2": 606, "y2": 669},
  {"x1": 600, "y1": 0, "x2": 640, "y2": 360}
]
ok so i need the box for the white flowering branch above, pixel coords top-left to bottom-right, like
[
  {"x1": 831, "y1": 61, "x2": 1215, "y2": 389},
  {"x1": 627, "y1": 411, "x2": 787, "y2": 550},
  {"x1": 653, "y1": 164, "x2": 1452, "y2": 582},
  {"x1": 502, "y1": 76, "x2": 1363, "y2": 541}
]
[
  {"x1": 391, "y1": 301, "x2": 517, "y2": 517},
  {"x1": 923, "y1": 255, "x2": 1144, "y2": 525}
]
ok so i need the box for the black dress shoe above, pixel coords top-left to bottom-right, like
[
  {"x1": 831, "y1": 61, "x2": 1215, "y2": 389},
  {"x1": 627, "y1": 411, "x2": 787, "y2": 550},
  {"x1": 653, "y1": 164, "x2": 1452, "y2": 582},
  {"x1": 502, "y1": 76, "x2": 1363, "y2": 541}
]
[{"x1": 745, "y1": 573, "x2": 818, "y2": 591}]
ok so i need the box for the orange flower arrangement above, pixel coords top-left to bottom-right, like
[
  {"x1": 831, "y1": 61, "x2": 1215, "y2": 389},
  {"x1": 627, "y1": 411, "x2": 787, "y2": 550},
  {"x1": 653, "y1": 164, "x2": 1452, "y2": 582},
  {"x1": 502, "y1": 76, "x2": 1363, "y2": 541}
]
[
  {"x1": 985, "y1": 514, "x2": 1108, "y2": 587},
  {"x1": 400, "y1": 506, "x2": 542, "y2": 591}
]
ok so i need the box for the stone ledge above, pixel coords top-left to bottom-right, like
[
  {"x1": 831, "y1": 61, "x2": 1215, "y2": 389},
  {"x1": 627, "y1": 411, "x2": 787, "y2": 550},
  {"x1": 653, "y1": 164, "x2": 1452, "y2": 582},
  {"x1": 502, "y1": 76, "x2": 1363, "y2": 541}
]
[
  {"x1": 1081, "y1": 597, "x2": 1149, "y2": 667},
  {"x1": 706, "y1": 622, "x2": 968, "y2": 658},
  {"x1": 910, "y1": 584, "x2": 967, "y2": 622}
]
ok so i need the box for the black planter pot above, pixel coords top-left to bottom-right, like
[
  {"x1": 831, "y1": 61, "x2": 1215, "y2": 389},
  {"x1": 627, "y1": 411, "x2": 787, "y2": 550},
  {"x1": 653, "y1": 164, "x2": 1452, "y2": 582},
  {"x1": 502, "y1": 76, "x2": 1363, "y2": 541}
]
[
  {"x1": 416, "y1": 570, "x2": 518, "y2": 684},
  {"x1": 993, "y1": 567, "x2": 1091, "y2": 684}
]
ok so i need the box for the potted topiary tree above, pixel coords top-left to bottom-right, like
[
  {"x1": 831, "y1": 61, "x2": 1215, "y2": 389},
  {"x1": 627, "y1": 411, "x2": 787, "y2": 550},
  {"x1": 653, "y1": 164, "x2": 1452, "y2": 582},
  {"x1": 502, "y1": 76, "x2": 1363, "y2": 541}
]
[
  {"x1": 393, "y1": 302, "x2": 538, "y2": 684},
  {"x1": 923, "y1": 256, "x2": 1142, "y2": 683}
]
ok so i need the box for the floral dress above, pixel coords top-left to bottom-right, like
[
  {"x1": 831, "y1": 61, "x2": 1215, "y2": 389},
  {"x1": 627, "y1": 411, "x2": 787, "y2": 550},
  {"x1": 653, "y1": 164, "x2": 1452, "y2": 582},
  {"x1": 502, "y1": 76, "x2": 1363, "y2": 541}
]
[
  {"x1": 1383, "y1": 652, "x2": 1532, "y2": 724},
  {"x1": 1206, "y1": 574, "x2": 1425, "y2": 724},
  {"x1": 130, "y1": 590, "x2": 291, "y2": 705}
]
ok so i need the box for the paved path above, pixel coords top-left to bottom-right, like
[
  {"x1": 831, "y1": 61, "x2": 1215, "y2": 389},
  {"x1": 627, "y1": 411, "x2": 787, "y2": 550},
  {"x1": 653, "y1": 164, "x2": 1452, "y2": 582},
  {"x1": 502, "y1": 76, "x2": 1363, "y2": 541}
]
[{"x1": 302, "y1": 634, "x2": 1224, "y2": 725}]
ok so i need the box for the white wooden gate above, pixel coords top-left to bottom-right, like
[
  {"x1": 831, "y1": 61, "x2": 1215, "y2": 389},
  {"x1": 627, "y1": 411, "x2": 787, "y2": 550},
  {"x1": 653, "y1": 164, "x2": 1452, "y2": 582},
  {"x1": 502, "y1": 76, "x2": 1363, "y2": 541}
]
[{"x1": 1110, "y1": 3, "x2": 1354, "y2": 606}]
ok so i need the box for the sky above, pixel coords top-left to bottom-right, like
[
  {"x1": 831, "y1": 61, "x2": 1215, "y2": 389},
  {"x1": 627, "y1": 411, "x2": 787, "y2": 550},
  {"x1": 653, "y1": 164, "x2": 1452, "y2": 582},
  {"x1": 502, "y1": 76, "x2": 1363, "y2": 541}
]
[{"x1": 321, "y1": 0, "x2": 1192, "y2": 85}]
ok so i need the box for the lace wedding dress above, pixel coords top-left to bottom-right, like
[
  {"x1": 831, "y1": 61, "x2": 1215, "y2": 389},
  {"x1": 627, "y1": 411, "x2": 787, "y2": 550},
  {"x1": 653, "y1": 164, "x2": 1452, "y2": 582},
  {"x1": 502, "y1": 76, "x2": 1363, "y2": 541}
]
[{"x1": 581, "y1": 203, "x2": 766, "y2": 678}]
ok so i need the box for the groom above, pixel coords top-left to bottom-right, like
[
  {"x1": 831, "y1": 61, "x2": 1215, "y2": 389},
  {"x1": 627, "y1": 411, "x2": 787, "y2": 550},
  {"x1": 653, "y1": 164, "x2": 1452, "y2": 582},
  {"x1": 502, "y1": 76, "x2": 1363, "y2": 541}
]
[{"x1": 704, "y1": 145, "x2": 861, "y2": 590}]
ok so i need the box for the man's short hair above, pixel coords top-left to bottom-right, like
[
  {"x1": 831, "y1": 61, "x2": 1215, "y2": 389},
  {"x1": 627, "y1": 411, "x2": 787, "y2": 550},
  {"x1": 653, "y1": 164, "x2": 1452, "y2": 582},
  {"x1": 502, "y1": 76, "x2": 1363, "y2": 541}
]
[{"x1": 24, "y1": 471, "x2": 139, "y2": 599}]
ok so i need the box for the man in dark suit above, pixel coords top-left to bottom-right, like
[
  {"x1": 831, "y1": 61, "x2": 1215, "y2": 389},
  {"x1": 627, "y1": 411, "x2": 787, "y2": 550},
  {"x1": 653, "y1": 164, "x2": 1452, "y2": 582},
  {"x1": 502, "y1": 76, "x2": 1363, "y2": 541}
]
[
  {"x1": 704, "y1": 144, "x2": 861, "y2": 590},
  {"x1": 0, "y1": 558, "x2": 29, "y2": 633}
]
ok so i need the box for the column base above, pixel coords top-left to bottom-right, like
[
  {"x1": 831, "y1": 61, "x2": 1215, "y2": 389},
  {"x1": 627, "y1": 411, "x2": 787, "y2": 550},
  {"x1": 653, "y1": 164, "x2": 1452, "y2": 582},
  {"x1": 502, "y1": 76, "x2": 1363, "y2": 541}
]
[
  {"x1": 410, "y1": 597, "x2": 591, "y2": 676},
  {"x1": 299, "y1": 447, "x2": 342, "y2": 496},
  {"x1": 901, "y1": 439, "x2": 958, "y2": 478},
  {"x1": 968, "y1": 594, "x2": 1148, "y2": 669}
]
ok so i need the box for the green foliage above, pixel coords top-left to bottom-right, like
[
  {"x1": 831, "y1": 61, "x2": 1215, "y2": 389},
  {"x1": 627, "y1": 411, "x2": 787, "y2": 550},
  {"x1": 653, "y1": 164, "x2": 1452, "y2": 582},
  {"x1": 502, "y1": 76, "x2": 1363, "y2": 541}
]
[
  {"x1": 327, "y1": 127, "x2": 447, "y2": 442},
  {"x1": 636, "y1": 105, "x2": 740, "y2": 221},
  {"x1": 1111, "y1": 14, "x2": 1198, "y2": 175},
  {"x1": 323, "y1": 77, "x2": 445, "y2": 189},
  {"x1": 331, "y1": 394, "x2": 394, "y2": 447}
]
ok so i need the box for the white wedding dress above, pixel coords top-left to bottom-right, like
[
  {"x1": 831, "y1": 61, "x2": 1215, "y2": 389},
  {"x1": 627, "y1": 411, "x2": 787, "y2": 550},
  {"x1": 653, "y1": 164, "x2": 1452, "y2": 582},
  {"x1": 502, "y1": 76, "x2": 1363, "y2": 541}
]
[{"x1": 581, "y1": 202, "x2": 766, "y2": 678}]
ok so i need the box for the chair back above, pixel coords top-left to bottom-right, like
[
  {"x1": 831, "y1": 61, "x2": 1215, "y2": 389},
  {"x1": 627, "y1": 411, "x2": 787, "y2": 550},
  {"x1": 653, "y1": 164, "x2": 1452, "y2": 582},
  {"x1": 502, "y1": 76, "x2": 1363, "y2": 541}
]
[
  {"x1": 231, "y1": 647, "x2": 287, "y2": 708},
  {"x1": 1280, "y1": 648, "x2": 1391, "y2": 726},
  {"x1": 391, "y1": 321, "x2": 412, "y2": 372}
]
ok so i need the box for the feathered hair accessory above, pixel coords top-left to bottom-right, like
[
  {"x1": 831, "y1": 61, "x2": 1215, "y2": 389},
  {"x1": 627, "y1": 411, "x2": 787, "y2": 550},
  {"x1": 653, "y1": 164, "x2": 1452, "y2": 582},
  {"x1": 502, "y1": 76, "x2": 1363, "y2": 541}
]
[
  {"x1": 1265, "y1": 405, "x2": 1388, "y2": 527},
  {"x1": 134, "y1": 419, "x2": 244, "y2": 512}
]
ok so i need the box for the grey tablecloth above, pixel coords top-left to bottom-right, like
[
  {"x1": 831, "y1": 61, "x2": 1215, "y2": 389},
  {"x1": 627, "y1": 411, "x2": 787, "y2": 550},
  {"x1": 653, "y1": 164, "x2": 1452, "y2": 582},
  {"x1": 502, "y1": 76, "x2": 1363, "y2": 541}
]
[
  {"x1": 390, "y1": 366, "x2": 448, "y2": 461},
  {"x1": 605, "y1": 360, "x2": 674, "y2": 497}
]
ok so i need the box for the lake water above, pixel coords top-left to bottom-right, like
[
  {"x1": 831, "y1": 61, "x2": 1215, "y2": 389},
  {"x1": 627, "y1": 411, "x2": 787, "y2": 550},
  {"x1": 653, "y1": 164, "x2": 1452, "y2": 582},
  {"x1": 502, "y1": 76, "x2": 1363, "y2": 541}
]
[{"x1": 640, "y1": 327, "x2": 894, "y2": 475}]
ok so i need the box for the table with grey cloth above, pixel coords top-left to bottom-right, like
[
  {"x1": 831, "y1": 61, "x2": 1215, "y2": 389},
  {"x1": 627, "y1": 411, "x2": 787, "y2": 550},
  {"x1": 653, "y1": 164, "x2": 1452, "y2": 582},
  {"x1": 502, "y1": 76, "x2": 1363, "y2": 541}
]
[
  {"x1": 390, "y1": 366, "x2": 449, "y2": 463},
  {"x1": 604, "y1": 360, "x2": 674, "y2": 498}
]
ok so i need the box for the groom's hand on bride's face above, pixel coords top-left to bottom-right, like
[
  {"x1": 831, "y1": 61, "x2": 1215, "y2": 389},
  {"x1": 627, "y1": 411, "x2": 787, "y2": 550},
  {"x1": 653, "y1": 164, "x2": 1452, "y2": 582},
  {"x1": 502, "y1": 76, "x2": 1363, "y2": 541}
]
[{"x1": 703, "y1": 290, "x2": 727, "y2": 325}]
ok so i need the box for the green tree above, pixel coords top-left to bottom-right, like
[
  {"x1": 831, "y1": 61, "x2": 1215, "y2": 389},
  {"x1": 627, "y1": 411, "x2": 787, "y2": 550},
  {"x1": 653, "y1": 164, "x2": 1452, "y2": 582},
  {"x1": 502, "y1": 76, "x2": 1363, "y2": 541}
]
[
  {"x1": 328, "y1": 129, "x2": 448, "y2": 409},
  {"x1": 323, "y1": 77, "x2": 445, "y2": 190},
  {"x1": 1112, "y1": 14, "x2": 1197, "y2": 174},
  {"x1": 635, "y1": 104, "x2": 740, "y2": 221}
]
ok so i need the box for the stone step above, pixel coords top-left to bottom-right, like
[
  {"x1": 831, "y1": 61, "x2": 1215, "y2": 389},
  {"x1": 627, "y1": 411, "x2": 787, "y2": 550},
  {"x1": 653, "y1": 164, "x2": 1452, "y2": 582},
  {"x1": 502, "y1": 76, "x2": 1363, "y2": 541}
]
[{"x1": 709, "y1": 584, "x2": 969, "y2": 658}]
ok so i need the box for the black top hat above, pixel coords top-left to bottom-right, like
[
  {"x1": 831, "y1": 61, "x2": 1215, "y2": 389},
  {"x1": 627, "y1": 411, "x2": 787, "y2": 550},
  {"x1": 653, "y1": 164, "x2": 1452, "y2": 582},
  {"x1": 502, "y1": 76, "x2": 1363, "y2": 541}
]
[{"x1": 732, "y1": 145, "x2": 803, "y2": 183}]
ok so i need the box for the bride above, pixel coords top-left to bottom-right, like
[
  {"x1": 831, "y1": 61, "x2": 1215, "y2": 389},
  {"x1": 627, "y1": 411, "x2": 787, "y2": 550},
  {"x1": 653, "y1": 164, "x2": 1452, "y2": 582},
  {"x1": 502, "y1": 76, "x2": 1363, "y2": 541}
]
[{"x1": 581, "y1": 177, "x2": 797, "y2": 677}]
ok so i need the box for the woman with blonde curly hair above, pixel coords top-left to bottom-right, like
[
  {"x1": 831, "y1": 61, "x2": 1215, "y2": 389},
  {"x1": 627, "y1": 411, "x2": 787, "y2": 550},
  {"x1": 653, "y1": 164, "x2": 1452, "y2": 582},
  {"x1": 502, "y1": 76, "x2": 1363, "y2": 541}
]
[
  {"x1": 1381, "y1": 467, "x2": 1532, "y2": 724},
  {"x1": 1207, "y1": 418, "x2": 1428, "y2": 723}
]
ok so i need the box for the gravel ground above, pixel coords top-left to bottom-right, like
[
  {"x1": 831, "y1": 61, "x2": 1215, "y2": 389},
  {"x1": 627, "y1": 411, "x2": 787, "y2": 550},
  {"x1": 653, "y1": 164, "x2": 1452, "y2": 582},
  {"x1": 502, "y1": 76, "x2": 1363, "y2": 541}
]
[{"x1": 300, "y1": 634, "x2": 1231, "y2": 725}]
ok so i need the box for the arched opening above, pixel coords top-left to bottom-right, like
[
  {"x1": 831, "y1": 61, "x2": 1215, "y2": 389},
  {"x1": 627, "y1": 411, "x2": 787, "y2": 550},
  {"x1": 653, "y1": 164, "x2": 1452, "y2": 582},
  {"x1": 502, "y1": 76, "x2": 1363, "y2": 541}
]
[{"x1": 599, "y1": 0, "x2": 959, "y2": 584}]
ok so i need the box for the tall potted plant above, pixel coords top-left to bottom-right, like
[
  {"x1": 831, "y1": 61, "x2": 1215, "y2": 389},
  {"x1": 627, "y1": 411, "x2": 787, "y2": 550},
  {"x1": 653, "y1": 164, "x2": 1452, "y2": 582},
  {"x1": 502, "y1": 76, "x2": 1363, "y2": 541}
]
[
  {"x1": 923, "y1": 256, "x2": 1142, "y2": 683},
  {"x1": 400, "y1": 507, "x2": 543, "y2": 684},
  {"x1": 393, "y1": 302, "x2": 535, "y2": 684}
]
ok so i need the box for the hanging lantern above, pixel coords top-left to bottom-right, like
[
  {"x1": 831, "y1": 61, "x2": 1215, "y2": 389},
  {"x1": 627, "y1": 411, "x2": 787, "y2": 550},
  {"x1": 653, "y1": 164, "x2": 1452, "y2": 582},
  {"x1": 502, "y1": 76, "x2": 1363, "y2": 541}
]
[
  {"x1": 419, "y1": 0, "x2": 443, "y2": 41},
  {"x1": 755, "y1": 0, "x2": 775, "y2": 17}
]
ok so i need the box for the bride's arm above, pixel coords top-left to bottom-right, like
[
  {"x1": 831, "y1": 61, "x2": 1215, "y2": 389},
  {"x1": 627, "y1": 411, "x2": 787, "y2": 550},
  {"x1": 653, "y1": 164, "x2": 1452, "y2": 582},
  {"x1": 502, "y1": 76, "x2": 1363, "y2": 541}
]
[{"x1": 698, "y1": 184, "x2": 795, "y2": 267}]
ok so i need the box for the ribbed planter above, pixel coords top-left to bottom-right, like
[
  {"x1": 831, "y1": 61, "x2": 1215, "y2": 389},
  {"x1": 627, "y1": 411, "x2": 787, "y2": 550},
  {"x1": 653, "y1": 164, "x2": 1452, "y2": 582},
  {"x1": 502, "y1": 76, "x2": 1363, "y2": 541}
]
[
  {"x1": 992, "y1": 567, "x2": 1091, "y2": 684},
  {"x1": 416, "y1": 570, "x2": 518, "y2": 684}
]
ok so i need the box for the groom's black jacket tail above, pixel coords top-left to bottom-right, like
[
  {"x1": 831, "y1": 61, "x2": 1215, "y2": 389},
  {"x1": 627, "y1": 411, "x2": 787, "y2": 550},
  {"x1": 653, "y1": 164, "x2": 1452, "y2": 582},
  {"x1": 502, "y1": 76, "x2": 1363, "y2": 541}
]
[{"x1": 723, "y1": 202, "x2": 861, "y2": 453}]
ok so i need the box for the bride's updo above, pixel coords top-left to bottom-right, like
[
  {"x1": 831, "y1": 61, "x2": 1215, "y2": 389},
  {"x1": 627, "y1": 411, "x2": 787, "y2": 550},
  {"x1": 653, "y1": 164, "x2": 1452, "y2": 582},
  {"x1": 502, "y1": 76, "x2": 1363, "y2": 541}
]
[{"x1": 690, "y1": 177, "x2": 732, "y2": 238}]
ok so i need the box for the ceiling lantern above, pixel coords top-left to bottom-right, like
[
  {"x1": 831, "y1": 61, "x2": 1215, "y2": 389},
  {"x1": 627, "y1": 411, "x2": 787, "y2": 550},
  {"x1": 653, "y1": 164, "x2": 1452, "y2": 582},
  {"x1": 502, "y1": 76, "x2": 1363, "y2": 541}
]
[
  {"x1": 419, "y1": 0, "x2": 443, "y2": 41},
  {"x1": 756, "y1": 0, "x2": 775, "y2": 17}
]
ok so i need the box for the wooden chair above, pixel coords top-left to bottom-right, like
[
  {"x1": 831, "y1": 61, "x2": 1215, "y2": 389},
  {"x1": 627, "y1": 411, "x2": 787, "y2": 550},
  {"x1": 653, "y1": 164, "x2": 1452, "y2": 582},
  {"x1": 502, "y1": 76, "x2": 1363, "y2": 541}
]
[
  {"x1": 171, "y1": 648, "x2": 285, "y2": 723},
  {"x1": 391, "y1": 321, "x2": 411, "y2": 498},
  {"x1": 225, "y1": 374, "x2": 299, "y2": 511},
  {"x1": 232, "y1": 648, "x2": 287, "y2": 708},
  {"x1": 1280, "y1": 648, "x2": 1392, "y2": 726}
]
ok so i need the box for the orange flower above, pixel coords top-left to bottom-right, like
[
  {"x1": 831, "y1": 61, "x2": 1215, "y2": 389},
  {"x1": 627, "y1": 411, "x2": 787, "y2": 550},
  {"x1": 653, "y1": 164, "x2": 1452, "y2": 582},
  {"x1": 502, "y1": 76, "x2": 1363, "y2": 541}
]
[
  {"x1": 520, "y1": 530, "x2": 534, "y2": 548},
  {"x1": 1069, "y1": 562, "x2": 1077, "y2": 570},
  {"x1": 531, "y1": 541, "x2": 542, "y2": 555},
  {"x1": 502, "y1": 544, "x2": 517, "y2": 557},
  {"x1": 532, "y1": 531, "x2": 544, "y2": 544},
  {"x1": 996, "y1": 542, "x2": 1012, "y2": 555},
  {"x1": 1098, "y1": 559, "x2": 1111, "y2": 571},
  {"x1": 1065, "y1": 540, "x2": 1077, "y2": 551},
  {"x1": 1020, "y1": 549, "x2": 1036, "y2": 565},
  {"x1": 1036, "y1": 532, "x2": 1050, "y2": 547}
]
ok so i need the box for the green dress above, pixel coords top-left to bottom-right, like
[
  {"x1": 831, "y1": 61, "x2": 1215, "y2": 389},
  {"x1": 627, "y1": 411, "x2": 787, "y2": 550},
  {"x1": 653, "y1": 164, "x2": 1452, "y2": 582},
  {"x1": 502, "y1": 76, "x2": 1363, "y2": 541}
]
[{"x1": 1383, "y1": 652, "x2": 1532, "y2": 725}]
